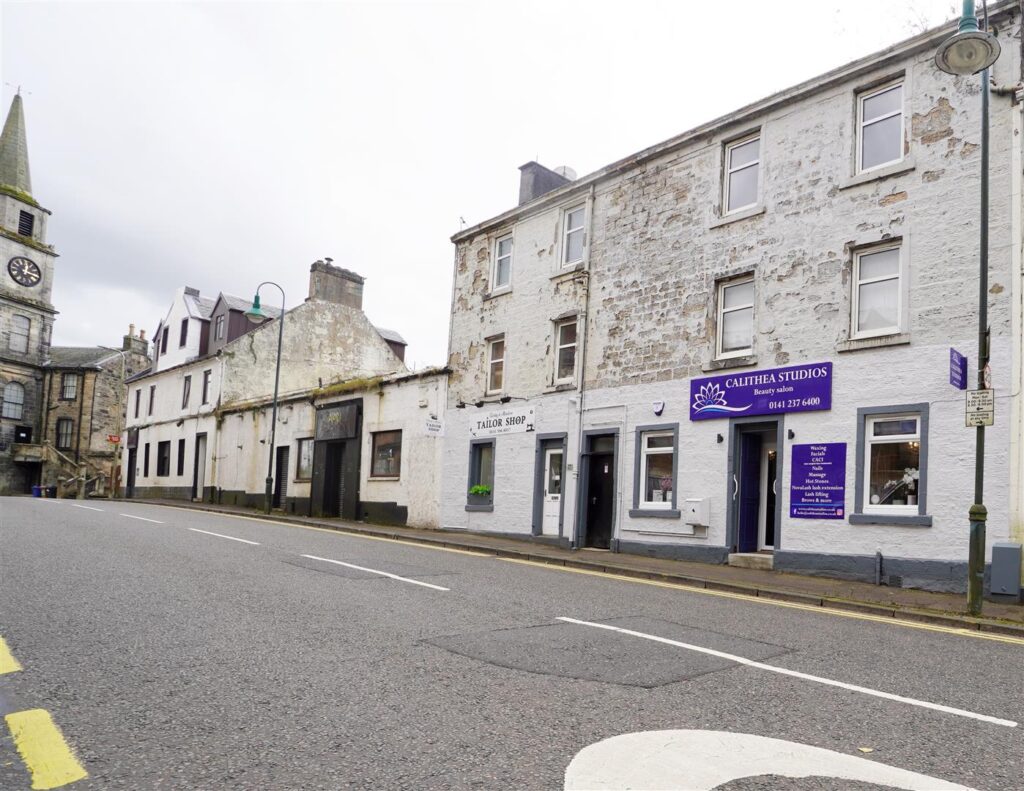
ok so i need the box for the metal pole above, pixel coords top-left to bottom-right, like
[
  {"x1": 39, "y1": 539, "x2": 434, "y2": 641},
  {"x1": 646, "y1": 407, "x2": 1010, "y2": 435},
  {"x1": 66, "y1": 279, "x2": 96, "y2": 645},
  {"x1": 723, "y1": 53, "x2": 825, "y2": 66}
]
[
  {"x1": 968, "y1": 61, "x2": 990, "y2": 615},
  {"x1": 259, "y1": 284, "x2": 286, "y2": 515}
]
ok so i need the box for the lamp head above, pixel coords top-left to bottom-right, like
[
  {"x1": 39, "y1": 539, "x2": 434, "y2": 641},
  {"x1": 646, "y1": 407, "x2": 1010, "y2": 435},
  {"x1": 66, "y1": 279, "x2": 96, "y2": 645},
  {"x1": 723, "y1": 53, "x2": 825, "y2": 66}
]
[
  {"x1": 245, "y1": 293, "x2": 268, "y2": 325},
  {"x1": 935, "y1": 29, "x2": 1000, "y2": 75}
]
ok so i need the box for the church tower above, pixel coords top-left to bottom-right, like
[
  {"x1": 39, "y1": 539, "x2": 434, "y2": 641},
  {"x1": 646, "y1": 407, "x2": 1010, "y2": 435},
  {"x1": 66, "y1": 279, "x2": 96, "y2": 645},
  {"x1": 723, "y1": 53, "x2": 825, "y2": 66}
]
[{"x1": 0, "y1": 92, "x2": 58, "y2": 493}]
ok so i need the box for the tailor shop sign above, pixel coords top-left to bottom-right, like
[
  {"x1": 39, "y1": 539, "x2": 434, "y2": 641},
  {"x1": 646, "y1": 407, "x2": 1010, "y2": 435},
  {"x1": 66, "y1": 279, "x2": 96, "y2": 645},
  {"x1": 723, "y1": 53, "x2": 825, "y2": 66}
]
[
  {"x1": 690, "y1": 362, "x2": 832, "y2": 421},
  {"x1": 469, "y1": 405, "x2": 536, "y2": 438}
]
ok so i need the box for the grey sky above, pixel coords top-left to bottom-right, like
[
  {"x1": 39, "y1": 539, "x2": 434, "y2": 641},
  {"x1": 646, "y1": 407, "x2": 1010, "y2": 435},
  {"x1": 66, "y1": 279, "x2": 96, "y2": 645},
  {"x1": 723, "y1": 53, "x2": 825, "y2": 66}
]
[{"x1": 1, "y1": 0, "x2": 951, "y2": 368}]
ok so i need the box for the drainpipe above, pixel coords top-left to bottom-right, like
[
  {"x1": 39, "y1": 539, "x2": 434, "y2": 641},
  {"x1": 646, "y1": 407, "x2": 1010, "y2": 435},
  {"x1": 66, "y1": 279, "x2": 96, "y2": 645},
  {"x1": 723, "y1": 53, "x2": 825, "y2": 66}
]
[
  {"x1": 1010, "y1": 80, "x2": 1024, "y2": 564},
  {"x1": 571, "y1": 184, "x2": 597, "y2": 549}
]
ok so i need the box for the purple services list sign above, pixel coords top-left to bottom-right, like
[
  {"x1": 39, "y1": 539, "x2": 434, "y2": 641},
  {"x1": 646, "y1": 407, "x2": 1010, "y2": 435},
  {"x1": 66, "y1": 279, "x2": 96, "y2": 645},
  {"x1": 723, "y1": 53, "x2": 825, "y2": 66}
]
[
  {"x1": 790, "y1": 443, "x2": 846, "y2": 519},
  {"x1": 689, "y1": 362, "x2": 832, "y2": 421}
]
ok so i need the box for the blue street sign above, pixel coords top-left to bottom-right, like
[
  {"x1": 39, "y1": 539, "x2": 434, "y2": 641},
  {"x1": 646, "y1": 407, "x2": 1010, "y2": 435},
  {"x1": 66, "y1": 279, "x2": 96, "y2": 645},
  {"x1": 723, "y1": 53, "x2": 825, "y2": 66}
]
[{"x1": 950, "y1": 348, "x2": 968, "y2": 390}]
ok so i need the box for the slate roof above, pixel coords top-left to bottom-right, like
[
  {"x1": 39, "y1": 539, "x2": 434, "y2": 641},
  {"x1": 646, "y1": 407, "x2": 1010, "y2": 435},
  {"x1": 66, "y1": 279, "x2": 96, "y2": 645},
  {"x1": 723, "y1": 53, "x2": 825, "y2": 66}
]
[
  {"x1": 188, "y1": 294, "x2": 217, "y2": 319},
  {"x1": 376, "y1": 327, "x2": 406, "y2": 345},
  {"x1": 45, "y1": 346, "x2": 117, "y2": 369},
  {"x1": 217, "y1": 293, "x2": 283, "y2": 318}
]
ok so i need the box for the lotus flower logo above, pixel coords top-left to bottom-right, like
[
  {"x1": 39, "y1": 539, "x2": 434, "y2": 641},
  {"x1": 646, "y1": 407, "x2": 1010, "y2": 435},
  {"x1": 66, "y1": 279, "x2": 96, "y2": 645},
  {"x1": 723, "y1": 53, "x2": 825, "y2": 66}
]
[{"x1": 692, "y1": 381, "x2": 752, "y2": 416}]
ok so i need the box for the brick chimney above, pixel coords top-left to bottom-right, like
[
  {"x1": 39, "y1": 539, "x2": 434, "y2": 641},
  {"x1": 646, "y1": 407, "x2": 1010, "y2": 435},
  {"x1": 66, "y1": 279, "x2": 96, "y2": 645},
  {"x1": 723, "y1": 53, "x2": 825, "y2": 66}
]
[
  {"x1": 308, "y1": 259, "x2": 364, "y2": 310},
  {"x1": 518, "y1": 161, "x2": 573, "y2": 205}
]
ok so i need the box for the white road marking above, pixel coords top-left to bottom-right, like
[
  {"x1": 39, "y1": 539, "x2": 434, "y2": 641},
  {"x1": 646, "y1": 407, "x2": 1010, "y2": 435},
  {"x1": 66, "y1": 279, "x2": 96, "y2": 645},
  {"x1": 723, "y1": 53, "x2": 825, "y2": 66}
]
[
  {"x1": 300, "y1": 554, "x2": 449, "y2": 591},
  {"x1": 120, "y1": 514, "x2": 164, "y2": 524},
  {"x1": 188, "y1": 528, "x2": 260, "y2": 545},
  {"x1": 564, "y1": 730, "x2": 978, "y2": 790},
  {"x1": 557, "y1": 617, "x2": 1017, "y2": 728},
  {"x1": 70, "y1": 504, "x2": 103, "y2": 511}
]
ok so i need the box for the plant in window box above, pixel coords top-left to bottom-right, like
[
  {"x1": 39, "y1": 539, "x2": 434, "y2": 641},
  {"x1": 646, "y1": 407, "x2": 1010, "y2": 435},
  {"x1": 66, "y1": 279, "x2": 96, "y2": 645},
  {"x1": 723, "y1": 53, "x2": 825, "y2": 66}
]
[{"x1": 468, "y1": 484, "x2": 492, "y2": 506}]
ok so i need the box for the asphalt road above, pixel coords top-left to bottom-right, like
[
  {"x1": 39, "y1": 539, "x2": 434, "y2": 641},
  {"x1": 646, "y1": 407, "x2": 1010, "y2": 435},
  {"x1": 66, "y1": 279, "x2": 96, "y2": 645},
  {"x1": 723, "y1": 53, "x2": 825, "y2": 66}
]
[{"x1": 1, "y1": 496, "x2": 1021, "y2": 790}]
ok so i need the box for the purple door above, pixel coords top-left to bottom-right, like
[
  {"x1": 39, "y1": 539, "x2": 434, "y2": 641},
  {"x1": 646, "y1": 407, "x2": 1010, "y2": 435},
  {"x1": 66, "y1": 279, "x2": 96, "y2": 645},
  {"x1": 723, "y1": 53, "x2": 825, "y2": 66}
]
[{"x1": 737, "y1": 433, "x2": 762, "y2": 553}]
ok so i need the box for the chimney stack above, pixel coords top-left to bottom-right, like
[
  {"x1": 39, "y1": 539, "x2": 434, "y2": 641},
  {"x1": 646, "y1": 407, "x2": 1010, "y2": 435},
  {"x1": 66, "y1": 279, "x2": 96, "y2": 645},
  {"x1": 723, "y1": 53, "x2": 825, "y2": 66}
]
[
  {"x1": 308, "y1": 260, "x2": 364, "y2": 310},
  {"x1": 518, "y1": 161, "x2": 573, "y2": 205},
  {"x1": 123, "y1": 323, "x2": 150, "y2": 355}
]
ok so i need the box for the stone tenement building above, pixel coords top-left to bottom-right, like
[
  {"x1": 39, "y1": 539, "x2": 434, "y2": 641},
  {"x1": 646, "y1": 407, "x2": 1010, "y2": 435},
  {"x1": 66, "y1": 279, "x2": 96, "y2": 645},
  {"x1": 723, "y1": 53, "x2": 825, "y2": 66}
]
[
  {"x1": 441, "y1": 2, "x2": 1024, "y2": 593},
  {"x1": 122, "y1": 262, "x2": 446, "y2": 527}
]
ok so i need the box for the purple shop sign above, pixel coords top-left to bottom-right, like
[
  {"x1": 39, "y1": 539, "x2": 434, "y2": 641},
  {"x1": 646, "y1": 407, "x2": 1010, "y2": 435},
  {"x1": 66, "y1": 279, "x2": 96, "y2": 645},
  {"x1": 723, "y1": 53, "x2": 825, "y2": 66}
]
[
  {"x1": 689, "y1": 362, "x2": 832, "y2": 421},
  {"x1": 949, "y1": 348, "x2": 967, "y2": 390},
  {"x1": 790, "y1": 443, "x2": 846, "y2": 520}
]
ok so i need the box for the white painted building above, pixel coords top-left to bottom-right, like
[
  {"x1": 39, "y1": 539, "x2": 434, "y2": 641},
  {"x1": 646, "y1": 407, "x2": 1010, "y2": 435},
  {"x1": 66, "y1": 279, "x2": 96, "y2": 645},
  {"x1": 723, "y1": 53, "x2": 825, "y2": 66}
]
[
  {"x1": 122, "y1": 261, "x2": 445, "y2": 525},
  {"x1": 442, "y1": 4, "x2": 1024, "y2": 593}
]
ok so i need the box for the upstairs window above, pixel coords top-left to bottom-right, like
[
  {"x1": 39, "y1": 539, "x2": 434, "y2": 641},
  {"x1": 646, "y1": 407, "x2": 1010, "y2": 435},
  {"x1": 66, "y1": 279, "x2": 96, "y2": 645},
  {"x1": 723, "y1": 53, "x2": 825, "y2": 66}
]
[
  {"x1": 55, "y1": 418, "x2": 73, "y2": 450},
  {"x1": 201, "y1": 370, "x2": 212, "y2": 404},
  {"x1": 717, "y1": 277, "x2": 755, "y2": 358},
  {"x1": 2, "y1": 382, "x2": 25, "y2": 419},
  {"x1": 18, "y1": 211, "x2": 34, "y2": 237},
  {"x1": 371, "y1": 430, "x2": 403, "y2": 478},
  {"x1": 562, "y1": 205, "x2": 586, "y2": 266},
  {"x1": 852, "y1": 244, "x2": 901, "y2": 338},
  {"x1": 493, "y1": 235, "x2": 513, "y2": 291},
  {"x1": 148, "y1": 385, "x2": 156, "y2": 416},
  {"x1": 554, "y1": 320, "x2": 577, "y2": 383},
  {"x1": 160, "y1": 326, "x2": 169, "y2": 355},
  {"x1": 182, "y1": 375, "x2": 191, "y2": 409},
  {"x1": 858, "y1": 82, "x2": 903, "y2": 173},
  {"x1": 487, "y1": 337, "x2": 505, "y2": 394},
  {"x1": 134, "y1": 388, "x2": 141, "y2": 418},
  {"x1": 9, "y1": 315, "x2": 29, "y2": 353},
  {"x1": 179, "y1": 318, "x2": 188, "y2": 347},
  {"x1": 60, "y1": 373, "x2": 79, "y2": 401},
  {"x1": 214, "y1": 315, "x2": 225, "y2": 340},
  {"x1": 724, "y1": 134, "x2": 760, "y2": 213}
]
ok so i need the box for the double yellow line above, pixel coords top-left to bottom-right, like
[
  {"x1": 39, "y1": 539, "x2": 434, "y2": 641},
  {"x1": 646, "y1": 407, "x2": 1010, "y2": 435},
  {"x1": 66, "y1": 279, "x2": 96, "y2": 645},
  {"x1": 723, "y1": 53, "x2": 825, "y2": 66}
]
[{"x1": 1, "y1": 637, "x2": 88, "y2": 790}]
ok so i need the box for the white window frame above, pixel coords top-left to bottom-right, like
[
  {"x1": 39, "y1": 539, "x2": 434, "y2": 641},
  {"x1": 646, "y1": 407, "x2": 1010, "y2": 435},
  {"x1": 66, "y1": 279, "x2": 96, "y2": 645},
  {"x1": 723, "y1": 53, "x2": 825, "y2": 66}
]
[
  {"x1": 723, "y1": 133, "x2": 760, "y2": 214},
  {"x1": 554, "y1": 319, "x2": 577, "y2": 384},
  {"x1": 214, "y1": 314, "x2": 225, "y2": 340},
  {"x1": 9, "y1": 315, "x2": 30, "y2": 353},
  {"x1": 863, "y1": 414, "x2": 920, "y2": 516},
  {"x1": 487, "y1": 336, "x2": 505, "y2": 395},
  {"x1": 851, "y1": 243, "x2": 902, "y2": 340},
  {"x1": 492, "y1": 234, "x2": 513, "y2": 293},
  {"x1": 639, "y1": 430, "x2": 675, "y2": 510},
  {"x1": 716, "y1": 276, "x2": 755, "y2": 359},
  {"x1": 561, "y1": 204, "x2": 586, "y2": 267},
  {"x1": 857, "y1": 81, "x2": 904, "y2": 174}
]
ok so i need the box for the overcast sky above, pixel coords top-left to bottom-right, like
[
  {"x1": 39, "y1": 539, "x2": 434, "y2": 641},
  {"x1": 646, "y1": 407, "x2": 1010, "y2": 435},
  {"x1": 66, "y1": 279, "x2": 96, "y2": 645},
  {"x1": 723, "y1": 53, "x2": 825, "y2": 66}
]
[{"x1": 1, "y1": 0, "x2": 953, "y2": 368}]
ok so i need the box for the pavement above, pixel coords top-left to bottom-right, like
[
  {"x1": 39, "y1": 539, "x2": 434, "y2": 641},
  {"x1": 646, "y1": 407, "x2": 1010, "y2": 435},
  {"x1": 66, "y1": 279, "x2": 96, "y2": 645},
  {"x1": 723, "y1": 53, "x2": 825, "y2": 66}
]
[
  {"x1": 129, "y1": 497, "x2": 1024, "y2": 633},
  {"x1": 1, "y1": 496, "x2": 1022, "y2": 790}
]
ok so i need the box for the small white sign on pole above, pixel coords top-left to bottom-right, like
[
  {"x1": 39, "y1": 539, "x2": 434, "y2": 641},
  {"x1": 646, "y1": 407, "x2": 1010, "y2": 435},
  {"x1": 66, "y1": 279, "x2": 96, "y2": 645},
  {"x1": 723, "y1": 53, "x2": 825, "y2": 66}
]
[
  {"x1": 469, "y1": 405, "x2": 536, "y2": 437},
  {"x1": 965, "y1": 389, "x2": 995, "y2": 427}
]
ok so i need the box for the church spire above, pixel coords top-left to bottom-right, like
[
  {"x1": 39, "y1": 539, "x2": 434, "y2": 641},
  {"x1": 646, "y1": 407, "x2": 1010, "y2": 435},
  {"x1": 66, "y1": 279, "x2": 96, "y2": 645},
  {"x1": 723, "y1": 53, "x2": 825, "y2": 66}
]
[{"x1": 0, "y1": 93, "x2": 32, "y2": 199}]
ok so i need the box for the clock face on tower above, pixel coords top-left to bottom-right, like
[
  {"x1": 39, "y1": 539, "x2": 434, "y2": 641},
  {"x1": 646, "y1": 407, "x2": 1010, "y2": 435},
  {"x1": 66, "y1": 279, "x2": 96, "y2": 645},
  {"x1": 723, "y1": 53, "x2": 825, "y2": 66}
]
[{"x1": 8, "y1": 256, "x2": 41, "y2": 288}]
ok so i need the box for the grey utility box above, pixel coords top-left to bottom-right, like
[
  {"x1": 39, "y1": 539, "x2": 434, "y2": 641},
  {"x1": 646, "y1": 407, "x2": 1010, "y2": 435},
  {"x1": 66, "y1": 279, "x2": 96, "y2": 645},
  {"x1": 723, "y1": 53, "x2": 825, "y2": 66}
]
[{"x1": 990, "y1": 542, "x2": 1022, "y2": 602}]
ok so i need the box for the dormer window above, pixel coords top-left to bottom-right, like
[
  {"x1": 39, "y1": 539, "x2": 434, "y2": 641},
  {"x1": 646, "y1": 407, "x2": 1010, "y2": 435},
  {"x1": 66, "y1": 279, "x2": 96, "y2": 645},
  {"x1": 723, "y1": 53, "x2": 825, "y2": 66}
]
[{"x1": 18, "y1": 211, "x2": 34, "y2": 237}]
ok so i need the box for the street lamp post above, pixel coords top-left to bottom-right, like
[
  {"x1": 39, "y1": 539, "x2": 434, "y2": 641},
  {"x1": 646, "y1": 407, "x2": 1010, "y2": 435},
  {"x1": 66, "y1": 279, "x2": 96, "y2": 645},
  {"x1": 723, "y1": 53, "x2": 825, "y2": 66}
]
[
  {"x1": 934, "y1": 0, "x2": 1001, "y2": 615},
  {"x1": 100, "y1": 345, "x2": 128, "y2": 499},
  {"x1": 245, "y1": 282, "x2": 286, "y2": 515}
]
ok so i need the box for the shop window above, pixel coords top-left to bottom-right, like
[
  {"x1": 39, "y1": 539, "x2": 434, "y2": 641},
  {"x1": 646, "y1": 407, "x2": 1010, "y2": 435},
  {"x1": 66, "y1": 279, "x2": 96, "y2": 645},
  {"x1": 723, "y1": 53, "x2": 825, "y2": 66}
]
[
  {"x1": 562, "y1": 205, "x2": 586, "y2": 266},
  {"x1": 631, "y1": 425, "x2": 679, "y2": 516},
  {"x1": 296, "y1": 438, "x2": 314, "y2": 480},
  {"x1": 177, "y1": 438, "x2": 186, "y2": 476},
  {"x1": 55, "y1": 418, "x2": 73, "y2": 450},
  {"x1": 724, "y1": 133, "x2": 760, "y2": 214},
  {"x1": 60, "y1": 373, "x2": 79, "y2": 401},
  {"x1": 156, "y1": 441, "x2": 171, "y2": 477},
  {"x1": 9, "y1": 315, "x2": 29, "y2": 353},
  {"x1": 201, "y1": 370, "x2": 212, "y2": 405},
  {"x1": 717, "y1": 277, "x2": 754, "y2": 358},
  {"x1": 2, "y1": 382, "x2": 25, "y2": 419},
  {"x1": 853, "y1": 404, "x2": 930, "y2": 526},
  {"x1": 493, "y1": 235, "x2": 512, "y2": 292},
  {"x1": 371, "y1": 430, "x2": 402, "y2": 478},
  {"x1": 554, "y1": 320, "x2": 577, "y2": 383},
  {"x1": 852, "y1": 244, "x2": 901, "y2": 338},
  {"x1": 487, "y1": 337, "x2": 505, "y2": 394},
  {"x1": 467, "y1": 439, "x2": 495, "y2": 509},
  {"x1": 858, "y1": 81, "x2": 903, "y2": 173},
  {"x1": 182, "y1": 375, "x2": 191, "y2": 409}
]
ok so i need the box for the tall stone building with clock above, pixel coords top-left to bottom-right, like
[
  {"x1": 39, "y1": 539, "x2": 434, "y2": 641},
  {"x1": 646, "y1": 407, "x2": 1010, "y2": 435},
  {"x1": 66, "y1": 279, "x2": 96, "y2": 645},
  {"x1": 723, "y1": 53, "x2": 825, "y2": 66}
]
[{"x1": 0, "y1": 93, "x2": 59, "y2": 493}]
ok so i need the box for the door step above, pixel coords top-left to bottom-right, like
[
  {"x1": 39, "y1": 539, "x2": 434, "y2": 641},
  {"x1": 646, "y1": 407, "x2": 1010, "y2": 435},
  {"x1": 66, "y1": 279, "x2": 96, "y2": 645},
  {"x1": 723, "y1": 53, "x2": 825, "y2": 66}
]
[{"x1": 728, "y1": 552, "x2": 774, "y2": 570}]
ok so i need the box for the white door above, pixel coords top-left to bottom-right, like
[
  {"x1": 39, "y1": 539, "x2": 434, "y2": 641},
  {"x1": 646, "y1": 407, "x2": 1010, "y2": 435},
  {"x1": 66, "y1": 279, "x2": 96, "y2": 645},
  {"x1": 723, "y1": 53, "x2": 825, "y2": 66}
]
[{"x1": 542, "y1": 448, "x2": 563, "y2": 535}]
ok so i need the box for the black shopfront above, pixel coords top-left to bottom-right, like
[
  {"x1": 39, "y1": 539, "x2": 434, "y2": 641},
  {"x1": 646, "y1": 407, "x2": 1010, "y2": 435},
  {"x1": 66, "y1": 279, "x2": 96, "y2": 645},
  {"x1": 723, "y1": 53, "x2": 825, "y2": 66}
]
[{"x1": 310, "y1": 399, "x2": 362, "y2": 519}]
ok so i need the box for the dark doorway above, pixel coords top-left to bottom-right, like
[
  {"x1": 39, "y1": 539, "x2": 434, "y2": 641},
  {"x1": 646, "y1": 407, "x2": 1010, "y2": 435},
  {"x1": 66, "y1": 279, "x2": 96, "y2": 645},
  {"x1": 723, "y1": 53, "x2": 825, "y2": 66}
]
[
  {"x1": 581, "y1": 433, "x2": 617, "y2": 549},
  {"x1": 322, "y1": 441, "x2": 344, "y2": 517},
  {"x1": 192, "y1": 433, "x2": 208, "y2": 501},
  {"x1": 126, "y1": 448, "x2": 137, "y2": 498},
  {"x1": 273, "y1": 446, "x2": 290, "y2": 509},
  {"x1": 732, "y1": 421, "x2": 780, "y2": 553}
]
